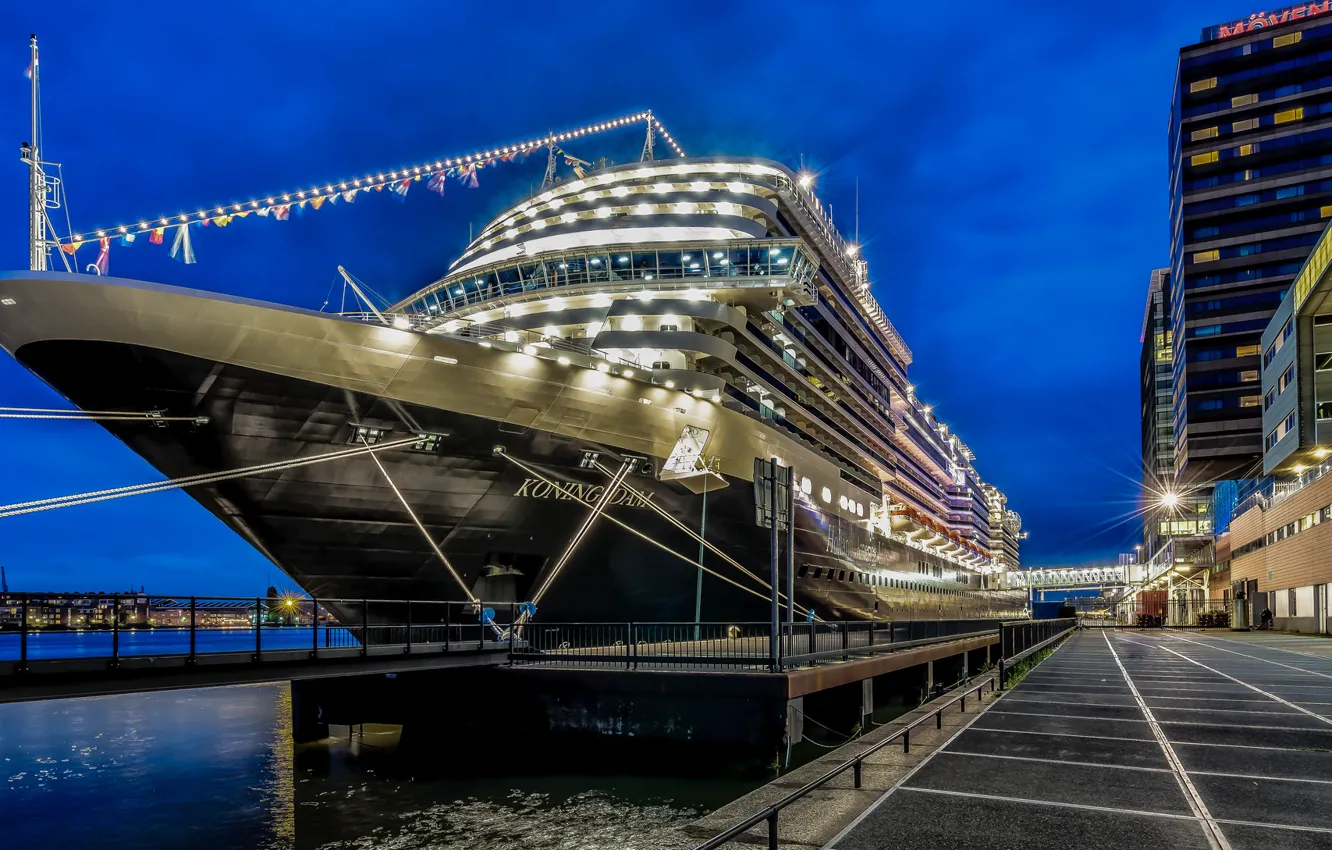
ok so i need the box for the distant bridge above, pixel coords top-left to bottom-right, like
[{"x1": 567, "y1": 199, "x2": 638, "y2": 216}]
[{"x1": 1003, "y1": 566, "x2": 1128, "y2": 591}]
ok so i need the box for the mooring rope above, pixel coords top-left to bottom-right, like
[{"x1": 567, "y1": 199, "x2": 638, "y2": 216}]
[
  {"x1": 591, "y1": 460, "x2": 802, "y2": 609},
  {"x1": 0, "y1": 436, "x2": 420, "y2": 519},
  {"x1": 497, "y1": 450, "x2": 811, "y2": 615},
  {"x1": 0, "y1": 406, "x2": 208, "y2": 423},
  {"x1": 361, "y1": 436, "x2": 479, "y2": 605}
]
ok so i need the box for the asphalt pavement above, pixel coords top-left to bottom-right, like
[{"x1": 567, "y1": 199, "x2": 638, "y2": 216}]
[{"x1": 826, "y1": 629, "x2": 1332, "y2": 850}]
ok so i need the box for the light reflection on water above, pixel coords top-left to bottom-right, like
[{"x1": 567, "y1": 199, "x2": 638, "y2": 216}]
[{"x1": 0, "y1": 683, "x2": 741, "y2": 849}]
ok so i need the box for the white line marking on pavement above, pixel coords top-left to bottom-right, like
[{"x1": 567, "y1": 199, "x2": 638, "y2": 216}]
[
  {"x1": 898, "y1": 787, "x2": 1332, "y2": 835},
  {"x1": 1117, "y1": 634, "x2": 1332, "y2": 727},
  {"x1": 896, "y1": 786, "x2": 1201, "y2": 821},
  {"x1": 1104, "y1": 631, "x2": 1230, "y2": 850},
  {"x1": 822, "y1": 683, "x2": 1003, "y2": 848},
  {"x1": 940, "y1": 749, "x2": 1172, "y2": 773}
]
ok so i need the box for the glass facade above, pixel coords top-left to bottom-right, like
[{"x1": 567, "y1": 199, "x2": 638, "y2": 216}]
[{"x1": 1168, "y1": 16, "x2": 1332, "y2": 485}]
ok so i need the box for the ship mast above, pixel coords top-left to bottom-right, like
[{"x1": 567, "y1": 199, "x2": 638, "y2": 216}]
[{"x1": 23, "y1": 35, "x2": 47, "y2": 272}]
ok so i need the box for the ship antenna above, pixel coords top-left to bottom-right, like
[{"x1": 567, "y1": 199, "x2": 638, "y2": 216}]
[
  {"x1": 20, "y1": 35, "x2": 72, "y2": 274},
  {"x1": 23, "y1": 35, "x2": 48, "y2": 272},
  {"x1": 640, "y1": 110, "x2": 654, "y2": 162}
]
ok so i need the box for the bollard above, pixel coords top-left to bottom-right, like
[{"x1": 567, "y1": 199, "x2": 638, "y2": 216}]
[
  {"x1": 936, "y1": 710, "x2": 942, "y2": 729},
  {"x1": 903, "y1": 728, "x2": 910, "y2": 753},
  {"x1": 767, "y1": 811, "x2": 779, "y2": 850},
  {"x1": 853, "y1": 759, "x2": 862, "y2": 788}
]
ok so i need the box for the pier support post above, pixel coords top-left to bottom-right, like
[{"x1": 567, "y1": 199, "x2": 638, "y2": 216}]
[
  {"x1": 290, "y1": 680, "x2": 329, "y2": 744},
  {"x1": 861, "y1": 678, "x2": 874, "y2": 728}
]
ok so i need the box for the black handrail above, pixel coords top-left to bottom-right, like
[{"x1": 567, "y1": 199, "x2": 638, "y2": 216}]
[
  {"x1": 692, "y1": 617, "x2": 1077, "y2": 850},
  {"x1": 694, "y1": 677, "x2": 997, "y2": 850}
]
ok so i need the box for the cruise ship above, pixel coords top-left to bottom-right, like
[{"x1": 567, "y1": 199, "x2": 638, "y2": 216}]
[{"x1": 0, "y1": 156, "x2": 1026, "y2": 623}]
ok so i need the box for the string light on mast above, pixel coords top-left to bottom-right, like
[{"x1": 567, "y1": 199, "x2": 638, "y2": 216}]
[{"x1": 58, "y1": 110, "x2": 687, "y2": 246}]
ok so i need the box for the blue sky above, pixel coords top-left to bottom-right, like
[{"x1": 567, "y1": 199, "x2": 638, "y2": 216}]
[{"x1": 0, "y1": 1, "x2": 1260, "y2": 594}]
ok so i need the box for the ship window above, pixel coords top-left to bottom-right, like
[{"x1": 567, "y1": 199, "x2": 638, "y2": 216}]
[
  {"x1": 412, "y1": 433, "x2": 443, "y2": 453},
  {"x1": 811, "y1": 567, "x2": 823, "y2": 579},
  {"x1": 587, "y1": 255, "x2": 610, "y2": 282},
  {"x1": 657, "y1": 250, "x2": 684, "y2": 279},
  {"x1": 797, "y1": 565, "x2": 809, "y2": 578},
  {"x1": 837, "y1": 570, "x2": 845, "y2": 582},
  {"x1": 348, "y1": 425, "x2": 386, "y2": 446},
  {"x1": 632, "y1": 252, "x2": 657, "y2": 279},
  {"x1": 652, "y1": 361, "x2": 671, "y2": 370}
]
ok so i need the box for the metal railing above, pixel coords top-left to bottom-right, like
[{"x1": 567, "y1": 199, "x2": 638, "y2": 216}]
[
  {"x1": 508, "y1": 618, "x2": 1005, "y2": 672},
  {"x1": 693, "y1": 616, "x2": 1076, "y2": 849},
  {"x1": 996, "y1": 618, "x2": 1077, "y2": 690},
  {"x1": 694, "y1": 678, "x2": 997, "y2": 850},
  {"x1": 0, "y1": 594, "x2": 512, "y2": 671},
  {"x1": 1068, "y1": 599, "x2": 1230, "y2": 629}
]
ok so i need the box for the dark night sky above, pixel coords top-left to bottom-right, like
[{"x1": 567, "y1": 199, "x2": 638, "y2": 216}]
[{"x1": 0, "y1": 1, "x2": 1257, "y2": 594}]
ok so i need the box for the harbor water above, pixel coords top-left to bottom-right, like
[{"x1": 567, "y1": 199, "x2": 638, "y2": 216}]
[
  {"x1": 0, "y1": 682, "x2": 755, "y2": 849},
  {"x1": 1, "y1": 632, "x2": 919, "y2": 848}
]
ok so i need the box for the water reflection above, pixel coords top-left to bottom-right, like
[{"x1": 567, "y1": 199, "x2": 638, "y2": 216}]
[{"x1": 1, "y1": 684, "x2": 737, "y2": 850}]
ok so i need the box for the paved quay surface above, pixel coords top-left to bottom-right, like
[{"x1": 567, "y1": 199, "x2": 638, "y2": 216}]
[{"x1": 828, "y1": 629, "x2": 1332, "y2": 850}]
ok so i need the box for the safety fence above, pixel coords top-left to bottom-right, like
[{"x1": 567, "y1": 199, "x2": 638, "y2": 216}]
[
  {"x1": 691, "y1": 618, "x2": 1079, "y2": 850},
  {"x1": 511, "y1": 618, "x2": 1007, "y2": 672},
  {"x1": 1068, "y1": 599, "x2": 1231, "y2": 629},
  {"x1": 1, "y1": 592, "x2": 1075, "y2": 681},
  {"x1": 0, "y1": 594, "x2": 513, "y2": 669}
]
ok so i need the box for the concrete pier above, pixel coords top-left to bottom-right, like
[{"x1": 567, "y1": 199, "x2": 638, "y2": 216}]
[{"x1": 289, "y1": 631, "x2": 998, "y2": 767}]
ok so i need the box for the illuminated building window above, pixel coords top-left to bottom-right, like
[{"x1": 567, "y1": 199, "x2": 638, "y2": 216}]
[
  {"x1": 1232, "y1": 93, "x2": 1257, "y2": 108},
  {"x1": 1236, "y1": 344, "x2": 1260, "y2": 357},
  {"x1": 1191, "y1": 126, "x2": 1219, "y2": 141},
  {"x1": 1240, "y1": 395, "x2": 1260, "y2": 408},
  {"x1": 1274, "y1": 107, "x2": 1304, "y2": 124},
  {"x1": 1190, "y1": 77, "x2": 1217, "y2": 93},
  {"x1": 1191, "y1": 151, "x2": 1219, "y2": 166},
  {"x1": 1238, "y1": 143, "x2": 1256, "y2": 157},
  {"x1": 1240, "y1": 370, "x2": 1258, "y2": 383},
  {"x1": 1273, "y1": 32, "x2": 1302, "y2": 47},
  {"x1": 1232, "y1": 118, "x2": 1258, "y2": 132},
  {"x1": 1193, "y1": 249, "x2": 1220, "y2": 263}
]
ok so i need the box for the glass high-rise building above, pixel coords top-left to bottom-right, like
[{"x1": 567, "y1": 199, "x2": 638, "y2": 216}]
[{"x1": 1169, "y1": 5, "x2": 1332, "y2": 487}]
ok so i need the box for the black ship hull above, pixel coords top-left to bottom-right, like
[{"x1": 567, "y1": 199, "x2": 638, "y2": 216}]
[{"x1": 13, "y1": 338, "x2": 1020, "y2": 623}]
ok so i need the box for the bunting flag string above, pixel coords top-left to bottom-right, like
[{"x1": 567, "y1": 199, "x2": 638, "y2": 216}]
[
  {"x1": 55, "y1": 110, "x2": 687, "y2": 268},
  {"x1": 94, "y1": 238, "x2": 110, "y2": 275}
]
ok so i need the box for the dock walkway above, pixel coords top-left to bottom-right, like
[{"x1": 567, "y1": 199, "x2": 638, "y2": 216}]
[{"x1": 827, "y1": 629, "x2": 1332, "y2": 850}]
